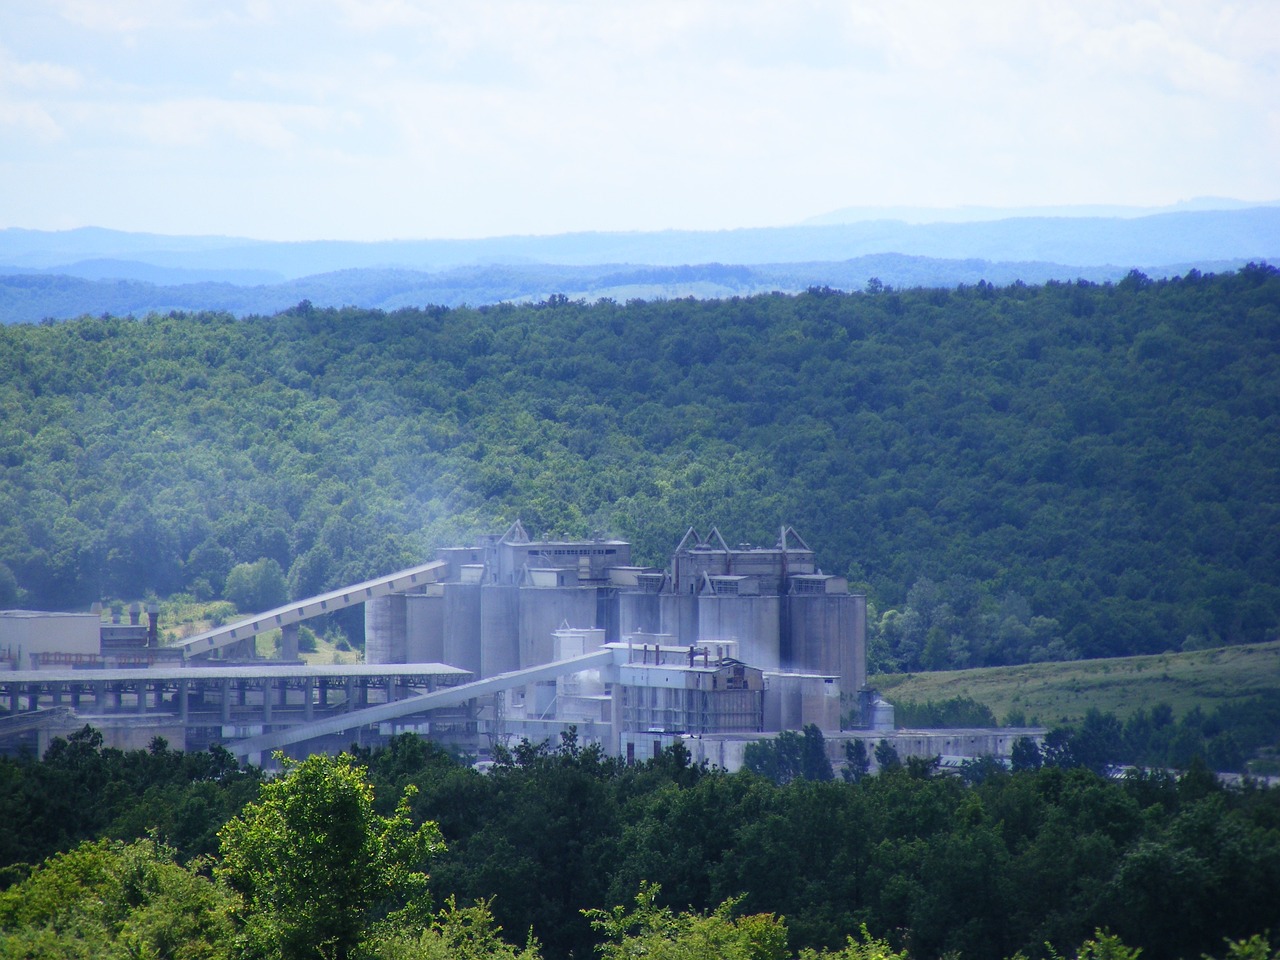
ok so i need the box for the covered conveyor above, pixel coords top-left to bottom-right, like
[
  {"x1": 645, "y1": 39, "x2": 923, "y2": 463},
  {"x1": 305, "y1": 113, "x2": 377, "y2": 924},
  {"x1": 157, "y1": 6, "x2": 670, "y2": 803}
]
[
  {"x1": 227, "y1": 647, "x2": 620, "y2": 760},
  {"x1": 176, "y1": 560, "x2": 449, "y2": 659}
]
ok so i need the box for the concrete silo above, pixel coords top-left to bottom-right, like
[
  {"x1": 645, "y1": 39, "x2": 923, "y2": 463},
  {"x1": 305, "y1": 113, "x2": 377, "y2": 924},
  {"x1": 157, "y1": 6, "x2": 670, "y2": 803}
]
[
  {"x1": 786, "y1": 577, "x2": 866, "y2": 696},
  {"x1": 364, "y1": 594, "x2": 407, "y2": 665}
]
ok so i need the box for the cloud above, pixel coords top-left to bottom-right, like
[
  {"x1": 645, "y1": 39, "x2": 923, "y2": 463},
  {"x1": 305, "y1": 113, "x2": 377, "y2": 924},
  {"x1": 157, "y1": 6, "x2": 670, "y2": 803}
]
[{"x1": 2, "y1": 0, "x2": 1277, "y2": 238}]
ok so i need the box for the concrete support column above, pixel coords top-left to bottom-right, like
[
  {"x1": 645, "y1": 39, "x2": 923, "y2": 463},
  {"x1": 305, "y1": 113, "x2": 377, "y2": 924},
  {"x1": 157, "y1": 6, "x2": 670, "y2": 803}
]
[
  {"x1": 303, "y1": 677, "x2": 314, "y2": 721},
  {"x1": 178, "y1": 680, "x2": 188, "y2": 723},
  {"x1": 263, "y1": 681, "x2": 273, "y2": 724},
  {"x1": 51, "y1": 682, "x2": 63, "y2": 707},
  {"x1": 344, "y1": 677, "x2": 355, "y2": 712},
  {"x1": 281, "y1": 623, "x2": 300, "y2": 661},
  {"x1": 94, "y1": 681, "x2": 106, "y2": 712},
  {"x1": 220, "y1": 678, "x2": 231, "y2": 723},
  {"x1": 318, "y1": 679, "x2": 329, "y2": 707},
  {"x1": 136, "y1": 682, "x2": 148, "y2": 714},
  {"x1": 359, "y1": 679, "x2": 369, "y2": 707}
]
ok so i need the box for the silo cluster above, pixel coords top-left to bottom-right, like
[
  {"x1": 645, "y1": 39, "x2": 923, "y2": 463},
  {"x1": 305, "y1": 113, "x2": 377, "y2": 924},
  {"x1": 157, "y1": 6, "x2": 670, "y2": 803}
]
[{"x1": 365, "y1": 521, "x2": 866, "y2": 699}]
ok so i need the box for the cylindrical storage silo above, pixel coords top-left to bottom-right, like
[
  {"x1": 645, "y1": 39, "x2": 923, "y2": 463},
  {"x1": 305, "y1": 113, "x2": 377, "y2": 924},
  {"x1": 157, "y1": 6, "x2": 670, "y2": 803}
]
[
  {"x1": 698, "y1": 595, "x2": 781, "y2": 671},
  {"x1": 787, "y1": 593, "x2": 866, "y2": 695},
  {"x1": 405, "y1": 590, "x2": 444, "y2": 663},
  {"x1": 518, "y1": 586, "x2": 598, "y2": 669},
  {"x1": 443, "y1": 582, "x2": 482, "y2": 675},
  {"x1": 620, "y1": 591, "x2": 662, "y2": 638},
  {"x1": 480, "y1": 583, "x2": 520, "y2": 678},
  {"x1": 365, "y1": 594, "x2": 407, "y2": 664}
]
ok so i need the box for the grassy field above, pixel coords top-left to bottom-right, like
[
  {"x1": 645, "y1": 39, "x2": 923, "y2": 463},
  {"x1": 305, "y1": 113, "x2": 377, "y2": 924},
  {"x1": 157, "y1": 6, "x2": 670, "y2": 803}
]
[{"x1": 871, "y1": 639, "x2": 1280, "y2": 727}]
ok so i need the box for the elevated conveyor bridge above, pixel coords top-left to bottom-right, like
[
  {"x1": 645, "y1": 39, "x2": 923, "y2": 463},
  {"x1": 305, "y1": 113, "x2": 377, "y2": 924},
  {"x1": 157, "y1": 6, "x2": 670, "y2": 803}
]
[
  {"x1": 227, "y1": 648, "x2": 621, "y2": 761},
  {"x1": 175, "y1": 560, "x2": 449, "y2": 659}
]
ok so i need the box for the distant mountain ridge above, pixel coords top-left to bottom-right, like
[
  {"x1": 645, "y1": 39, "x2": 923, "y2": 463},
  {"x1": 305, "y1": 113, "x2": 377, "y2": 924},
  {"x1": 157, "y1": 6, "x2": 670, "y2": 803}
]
[{"x1": 1, "y1": 205, "x2": 1277, "y2": 322}]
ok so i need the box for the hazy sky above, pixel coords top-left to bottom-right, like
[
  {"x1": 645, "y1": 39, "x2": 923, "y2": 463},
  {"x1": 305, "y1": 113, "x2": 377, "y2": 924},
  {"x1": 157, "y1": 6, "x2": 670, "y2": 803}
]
[{"x1": 2, "y1": 1, "x2": 1277, "y2": 241}]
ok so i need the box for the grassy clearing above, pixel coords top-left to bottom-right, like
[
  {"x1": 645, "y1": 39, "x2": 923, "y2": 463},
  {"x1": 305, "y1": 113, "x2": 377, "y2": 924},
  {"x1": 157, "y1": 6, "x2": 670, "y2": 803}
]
[{"x1": 871, "y1": 639, "x2": 1280, "y2": 726}]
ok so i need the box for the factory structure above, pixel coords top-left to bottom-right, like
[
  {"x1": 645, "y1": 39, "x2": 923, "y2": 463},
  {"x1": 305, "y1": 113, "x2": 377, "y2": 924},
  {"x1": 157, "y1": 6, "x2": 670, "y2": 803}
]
[
  {"x1": 361, "y1": 522, "x2": 866, "y2": 762},
  {"x1": 0, "y1": 522, "x2": 1036, "y2": 770}
]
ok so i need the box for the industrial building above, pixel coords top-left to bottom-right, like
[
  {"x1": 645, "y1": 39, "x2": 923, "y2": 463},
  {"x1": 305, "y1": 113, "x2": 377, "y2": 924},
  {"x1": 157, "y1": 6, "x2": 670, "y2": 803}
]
[
  {"x1": 1, "y1": 523, "x2": 1036, "y2": 772},
  {"x1": 365, "y1": 522, "x2": 867, "y2": 696}
]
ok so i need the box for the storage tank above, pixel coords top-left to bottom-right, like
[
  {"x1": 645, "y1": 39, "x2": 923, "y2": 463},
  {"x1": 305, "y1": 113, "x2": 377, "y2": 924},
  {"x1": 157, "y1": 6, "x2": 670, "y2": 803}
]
[
  {"x1": 405, "y1": 589, "x2": 444, "y2": 663},
  {"x1": 786, "y1": 591, "x2": 866, "y2": 697},
  {"x1": 442, "y1": 582, "x2": 482, "y2": 675},
  {"x1": 698, "y1": 594, "x2": 781, "y2": 671},
  {"x1": 364, "y1": 594, "x2": 407, "y2": 664},
  {"x1": 517, "y1": 586, "x2": 598, "y2": 669},
  {"x1": 619, "y1": 590, "x2": 662, "y2": 637},
  {"x1": 480, "y1": 583, "x2": 520, "y2": 678}
]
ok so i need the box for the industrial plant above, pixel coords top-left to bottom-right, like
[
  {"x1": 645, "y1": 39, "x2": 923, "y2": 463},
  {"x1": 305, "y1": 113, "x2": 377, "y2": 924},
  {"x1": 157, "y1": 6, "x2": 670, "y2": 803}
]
[{"x1": 0, "y1": 524, "x2": 1034, "y2": 770}]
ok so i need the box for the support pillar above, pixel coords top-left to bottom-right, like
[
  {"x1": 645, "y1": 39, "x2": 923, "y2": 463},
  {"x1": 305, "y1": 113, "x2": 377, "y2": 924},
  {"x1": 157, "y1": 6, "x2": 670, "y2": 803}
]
[
  {"x1": 178, "y1": 680, "x2": 188, "y2": 723},
  {"x1": 263, "y1": 681, "x2": 273, "y2": 724},
  {"x1": 221, "y1": 678, "x2": 232, "y2": 724},
  {"x1": 281, "y1": 623, "x2": 300, "y2": 661},
  {"x1": 303, "y1": 677, "x2": 314, "y2": 721}
]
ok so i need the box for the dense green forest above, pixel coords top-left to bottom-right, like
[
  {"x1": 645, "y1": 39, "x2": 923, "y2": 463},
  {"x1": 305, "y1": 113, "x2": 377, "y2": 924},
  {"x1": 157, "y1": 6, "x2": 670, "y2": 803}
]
[
  {"x1": 1, "y1": 265, "x2": 1277, "y2": 669},
  {"x1": 2, "y1": 730, "x2": 1278, "y2": 960}
]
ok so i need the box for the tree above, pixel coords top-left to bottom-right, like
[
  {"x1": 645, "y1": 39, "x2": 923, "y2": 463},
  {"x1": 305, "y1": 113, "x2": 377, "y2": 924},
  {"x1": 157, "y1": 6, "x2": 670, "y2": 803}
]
[
  {"x1": 0, "y1": 838, "x2": 236, "y2": 960},
  {"x1": 874, "y1": 740, "x2": 901, "y2": 773},
  {"x1": 1011, "y1": 735, "x2": 1043, "y2": 772},
  {"x1": 224, "y1": 558, "x2": 288, "y2": 613},
  {"x1": 365, "y1": 897, "x2": 541, "y2": 960},
  {"x1": 216, "y1": 752, "x2": 444, "y2": 960},
  {"x1": 843, "y1": 739, "x2": 871, "y2": 783},
  {"x1": 584, "y1": 882, "x2": 789, "y2": 960},
  {"x1": 743, "y1": 726, "x2": 831, "y2": 784}
]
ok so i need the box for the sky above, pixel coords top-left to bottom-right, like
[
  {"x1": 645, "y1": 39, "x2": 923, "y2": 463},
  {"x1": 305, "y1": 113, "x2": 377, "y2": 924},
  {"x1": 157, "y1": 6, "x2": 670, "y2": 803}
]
[{"x1": 1, "y1": 1, "x2": 1278, "y2": 242}]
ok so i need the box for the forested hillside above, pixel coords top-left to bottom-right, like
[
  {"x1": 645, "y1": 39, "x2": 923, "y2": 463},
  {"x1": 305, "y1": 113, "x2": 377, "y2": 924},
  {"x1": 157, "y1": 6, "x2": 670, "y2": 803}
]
[{"x1": 1, "y1": 265, "x2": 1277, "y2": 669}]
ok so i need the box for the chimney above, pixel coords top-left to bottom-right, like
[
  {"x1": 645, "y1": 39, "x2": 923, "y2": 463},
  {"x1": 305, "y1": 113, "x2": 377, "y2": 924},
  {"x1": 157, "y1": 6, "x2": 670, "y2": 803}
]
[
  {"x1": 147, "y1": 604, "x2": 159, "y2": 647},
  {"x1": 129, "y1": 603, "x2": 141, "y2": 626}
]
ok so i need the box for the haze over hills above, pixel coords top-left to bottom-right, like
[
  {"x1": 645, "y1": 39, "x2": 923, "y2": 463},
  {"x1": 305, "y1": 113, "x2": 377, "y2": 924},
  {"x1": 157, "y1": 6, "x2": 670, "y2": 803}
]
[{"x1": 1, "y1": 203, "x2": 1278, "y2": 322}]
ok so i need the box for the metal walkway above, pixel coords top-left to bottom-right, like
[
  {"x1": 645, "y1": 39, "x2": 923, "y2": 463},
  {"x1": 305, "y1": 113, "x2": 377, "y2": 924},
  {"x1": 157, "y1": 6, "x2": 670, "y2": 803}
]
[
  {"x1": 175, "y1": 560, "x2": 449, "y2": 659},
  {"x1": 227, "y1": 648, "x2": 619, "y2": 759}
]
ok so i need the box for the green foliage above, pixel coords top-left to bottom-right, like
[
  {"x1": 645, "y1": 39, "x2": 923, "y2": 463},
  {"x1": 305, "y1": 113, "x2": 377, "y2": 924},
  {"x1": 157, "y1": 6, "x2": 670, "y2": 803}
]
[
  {"x1": 215, "y1": 752, "x2": 444, "y2": 960},
  {"x1": 0, "y1": 727, "x2": 261, "y2": 873},
  {"x1": 796, "y1": 925, "x2": 909, "y2": 960},
  {"x1": 873, "y1": 739, "x2": 901, "y2": 772},
  {"x1": 0, "y1": 838, "x2": 236, "y2": 960},
  {"x1": 1206, "y1": 935, "x2": 1280, "y2": 960},
  {"x1": 889, "y1": 695, "x2": 998, "y2": 728},
  {"x1": 743, "y1": 726, "x2": 833, "y2": 784},
  {"x1": 584, "y1": 882, "x2": 789, "y2": 960},
  {"x1": 364, "y1": 897, "x2": 541, "y2": 960},
  {"x1": 224, "y1": 558, "x2": 289, "y2": 614},
  {"x1": 4, "y1": 733, "x2": 1280, "y2": 960},
  {"x1": 842, "y1": 739, "x2": 871, "y2": 783}
]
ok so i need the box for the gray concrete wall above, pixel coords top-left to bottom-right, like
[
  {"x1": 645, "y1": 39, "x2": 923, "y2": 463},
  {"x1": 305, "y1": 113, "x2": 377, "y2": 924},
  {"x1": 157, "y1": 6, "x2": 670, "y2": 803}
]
[
  {"x1": 480, "y1": 584, "x2": 520, "y2": 678},
  {"x1": 787, "y1": 593, "x2": 866, "y2": 695},
  {"x1": 619, "y1": 592, "x2": 662, "y2": 637},
  {"x1": 660, "y1": 593, "x2": 699, "y2": 645},
  {"x1": 405, "y1": 593, "x2": 444, "y2": 663},
  {"x1": 698, "y1": 595, "x2": 781, "y2": 671},
  {"x1": 517, "y1": 587, "x2": 598, "y2": 669},
  {"x1": 364, "y1": 594, "x2": 407, "y2": 664},
  {"x1": 443, "y1": 582, "x2": 483, "y2": 675}
]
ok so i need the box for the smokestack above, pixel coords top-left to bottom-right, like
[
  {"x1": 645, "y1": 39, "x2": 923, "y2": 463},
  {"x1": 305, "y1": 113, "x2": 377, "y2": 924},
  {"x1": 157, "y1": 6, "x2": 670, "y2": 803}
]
[
  {"x1": 129, "y1": 603, "x2": 141, "y2": 626},
  {"x1": 147, "y1": 604, "x2": 159, "y2": 647}
]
